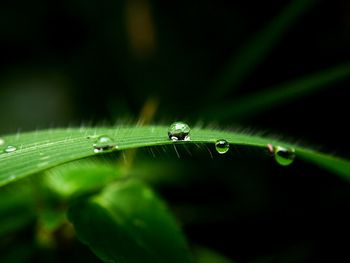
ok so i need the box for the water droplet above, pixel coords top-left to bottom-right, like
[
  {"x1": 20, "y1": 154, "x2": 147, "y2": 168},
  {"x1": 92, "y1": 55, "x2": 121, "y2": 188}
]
[
  {"x1": 215, "y1": 139, "x2": 229, "y2": 154},
  {"x1": 4, "y1": 145, "x2": 17, "y2": 153},
  {"x1": 0, "y1": 138, "x2": 4, "y2": 146},
  {"x1": 274, "y1": 146, "x2": 295, "y2": 166},
  {"x1": 168, "y1": 122, "x2": 190, "y2": 141},
  {"x1": 93, "y1": 135, "x2": 118, "y2": 153}
]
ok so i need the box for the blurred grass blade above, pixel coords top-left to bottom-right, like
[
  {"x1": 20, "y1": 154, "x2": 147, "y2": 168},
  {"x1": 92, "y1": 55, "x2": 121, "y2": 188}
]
[
  {"x1": 213, "y1": 0, "x2": 314, "y2": 98},
  {"x1": 1, "y1": 126, "x2": 350, "y2": 185},
  {"x1": 205, "y1": 63, "x2": 350, "y2": 120},
  {"x1": 193, "y1": 246, "x2": 234, "y2": 263},
  {"x1": 68, "y1": 179, "x2": 192, "y2": 263}
]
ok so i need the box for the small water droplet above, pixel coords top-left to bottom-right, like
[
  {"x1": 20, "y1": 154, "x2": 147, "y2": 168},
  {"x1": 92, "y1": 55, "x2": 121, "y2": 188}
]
[
  {"x1": 274, "y1": 146, "x2": 295, "y2": 166},
  {"x1": 93, "y1": 135, "x2": 117, "y2": 153},
  {"x1": 4, "y1": 145, "x2": 17, "y2": 153},
  {"x1": 168, "y1": 122, "x2": 190, "y2": 141},
  {"x1": 0, "y1": 138, "x2": 4, "y2": 146},
  {"x1": 215, "y1": 139, "x2": 229, "y2": 154}
]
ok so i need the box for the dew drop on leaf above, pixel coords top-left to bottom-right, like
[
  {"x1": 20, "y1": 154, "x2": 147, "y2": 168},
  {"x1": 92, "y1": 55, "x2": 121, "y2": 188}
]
[
  {"x1": 273, "y1": 145, "x2": 295, "y2": 166},
  {"x1": 168, "y1": 122, "x2": 190, "y2": 141},
  {"x1": 93, "y1": 135, "x2": 117, "y2": 153},
  {"x1": 215, "y1": 139, "x2": 229, "y2": 154},
  {"x1": 4, "y1": 145, "x2": 17, "y2": 153}
]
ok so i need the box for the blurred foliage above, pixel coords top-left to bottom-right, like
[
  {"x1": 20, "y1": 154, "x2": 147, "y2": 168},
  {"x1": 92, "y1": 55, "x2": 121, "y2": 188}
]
[{"x1": 1, "y1": 0, "x2": 350, "y2": 262}]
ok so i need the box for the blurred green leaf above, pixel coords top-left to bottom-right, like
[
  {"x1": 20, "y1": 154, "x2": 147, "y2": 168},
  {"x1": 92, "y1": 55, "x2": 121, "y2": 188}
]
[
  {"x1": 205, "y1": 63, "x2": 350, "y2": 120},
  {"x1": 68, "y1": 179, "x2": 192, "y2": 263},
  {"x1": 0, "y1": 241, "x2": 34, "y2": 262},
  {"x1": 45, "y1": 158, "x2": 187, "y2": 199},
  {"x1": 37, "y1": 208, "x2": 66, "y2": 232},
  {"x1": 45, "y1": 160, "x2": 121, "y2": 199},
  {"x1": 0, "y1": 183, "x2": 35, "y2": 236},
  {"x1": 212, "y1": 0, "x2": 314, "y2": 98}
]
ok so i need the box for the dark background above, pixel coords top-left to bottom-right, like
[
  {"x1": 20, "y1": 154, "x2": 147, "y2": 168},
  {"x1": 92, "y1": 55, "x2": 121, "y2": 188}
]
[
  {"x1": 0, "y1": 0, "x2": 349, "y2": 149},
  {"x1": 0, "y1": 0, "x2": 350, "y2": 262}
]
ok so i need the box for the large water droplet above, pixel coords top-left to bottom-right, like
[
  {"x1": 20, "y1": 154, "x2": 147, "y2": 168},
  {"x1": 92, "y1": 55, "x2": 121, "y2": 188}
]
[
  {"x1": 168, "y1": 122, "x2": 190, "y2": 141},
  {"x1": 274, "y1": 146, "x2": 295, "y2": 166},
  {"x1": 4, "y1": 145, "x2": 17, "y2": 153},
  {"x1": 215, "y1": 139, "x2": 229, "y2": 154},
  {"x1": 93, "y1": 135, "x2": 117, "y2": 153}
]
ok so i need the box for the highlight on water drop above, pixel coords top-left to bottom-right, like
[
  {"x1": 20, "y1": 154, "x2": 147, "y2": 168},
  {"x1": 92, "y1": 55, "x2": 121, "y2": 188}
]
[
  {"x1": 215, "y1": 139, "x2": 230, "y2": 154},
  {"x1": 267, "y1": 143, "x2": 274, "y2": 155},
  {"x1": 93, "y1": 135, "x2": 118, "y2": 153},
  {"x1": 0, "y1": 138, "x2": 4, "y2": 146},
  {"x1": 168, "y1": 122, "x2": 191, "y2": 141}
]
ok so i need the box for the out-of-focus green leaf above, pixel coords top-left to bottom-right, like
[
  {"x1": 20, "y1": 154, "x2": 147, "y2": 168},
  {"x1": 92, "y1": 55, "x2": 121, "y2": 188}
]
[
  {"x1": 0, "y1": 241, "x2": 34, "y2": 262},
  {"x1": 0, "y1": 183, "x2": 35, "y2": 236},
  {"x1": 37, "y1": 208, "x2": 67, "y2": 232},
  {"x1": 212, "y1": 0, "x2": 314, "y2": 97},
  {"x1": 68, "y1": 179, "x2": 192, "y2": 263},
  {"x1": 45, "y1": 160, "x2": 121, "y2": 199}
]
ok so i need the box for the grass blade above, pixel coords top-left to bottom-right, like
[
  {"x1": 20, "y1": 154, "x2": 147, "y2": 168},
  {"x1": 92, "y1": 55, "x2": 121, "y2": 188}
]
[
  {"x1": 1, "y1": 125, "x2": 350, "y2": 186},
  {"x1": 204, "y1": 63, "x2": 350, "y2": 120},
  {"x1": 212, "y1": 0, "x2": 314, "y2": 98}
]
